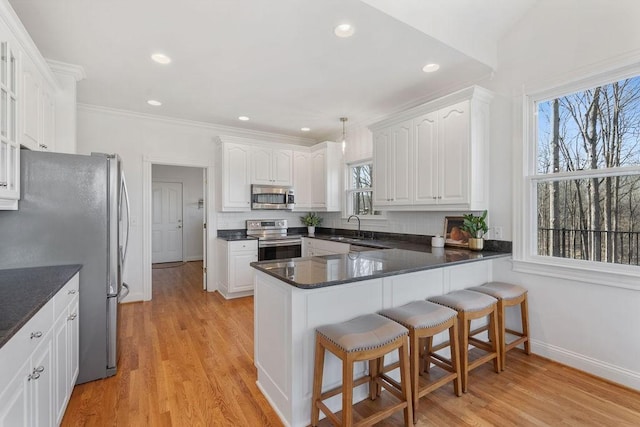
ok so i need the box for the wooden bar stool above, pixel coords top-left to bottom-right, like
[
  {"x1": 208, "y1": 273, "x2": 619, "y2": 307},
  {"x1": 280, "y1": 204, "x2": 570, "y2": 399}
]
[
  {"x1": 311, "y1": 313, "x2": 414, "y2": 427},
  {"x1": 379, "y1": 301, "x2": 462, "y2": 423},
  {"x1": 468, "y1": 282, "x2": 530, "y2": 370},
  {"x1": 428, "y1": 290, "x2": 500, "y2": 392}
]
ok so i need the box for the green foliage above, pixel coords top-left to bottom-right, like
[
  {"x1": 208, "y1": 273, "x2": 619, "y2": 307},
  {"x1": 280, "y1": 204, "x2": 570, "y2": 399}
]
[
  {"x1": 461, "y1": 210, "x2": 488, "y2": 238},
  {"x1": 300, "y1": 212, "x2": 323, "y2": 226}
]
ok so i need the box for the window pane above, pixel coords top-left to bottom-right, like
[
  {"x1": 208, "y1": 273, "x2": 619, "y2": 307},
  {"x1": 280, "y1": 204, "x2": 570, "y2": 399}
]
[
  {"x1": 351, "y1": 191, "x2": 373, "y2": 215},
  {"x1": 351, "y1": 164, "x2": 372, "y2": 189},
  {"x1": 537, "y1": 77, "x2": 640, "y2": 174},
  {"x1": 536, "y1": 176, "x2": 640, "y2": 265}
]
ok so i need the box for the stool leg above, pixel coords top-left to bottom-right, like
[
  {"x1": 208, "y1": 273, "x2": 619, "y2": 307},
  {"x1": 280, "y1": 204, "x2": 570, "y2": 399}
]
[
  {"x1": 398, "y1": 336, "x2": 414, "y2": 427},
  {"x1": 458, "y1": 314, "x2": 469, "y2": 393},
  {"x1": 369, "y1": 358, "x2": 378, "y2": 400},
  {"x1": 498, "y1": 300, "x2": 506, "y2": 371},
  {"x1": 521, "y1": 296, "x2": 531, "y2": 355},
  {"x1": 424, "y1": 336, "x2": 433, "y2": 373},
  {"x1": 311, "y1": 339, "x2": 325, "y2": 427},
  {"x1": 342, "y1": 354, "x2": 354, "y2": 427},
  {"x1": 449, "y1": 320, "x2": 462, "y2": 397},
  {"x1": 409, "y1": 331, "x2": 420, "y2": 424},
  {"x1": 489, "y1": 307, "x2": 501, "y2": 373}
]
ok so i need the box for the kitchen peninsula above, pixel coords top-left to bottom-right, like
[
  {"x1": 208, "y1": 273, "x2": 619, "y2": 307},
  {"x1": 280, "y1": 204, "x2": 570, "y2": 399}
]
[{"x1": 251, "y1": 247, "x2": 509, "y2": 427}]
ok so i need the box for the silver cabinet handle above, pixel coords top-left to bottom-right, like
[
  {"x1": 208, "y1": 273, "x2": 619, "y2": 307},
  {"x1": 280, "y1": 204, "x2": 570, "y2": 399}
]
[
  {"x1": 68, "y1": 289, "x2": 77, "y2": 295},
  {"x1": 68, "y1": 313, "x2": 78, "y2": 321},
  {"x1": 433, "y1": 196, "x2": 437, "y2": 200},
  {"x1": 28, "y1": 372, "x2": 40, "y2": 381},
  {"x1": 39, "y1": 144, "x2": 48, "y2": 149},
  {"x1": 28, "y1": 366, "x2": 45, "y2": 381},
  {"x1": 35, "y1": 366, "x2": 44, "y2": 373},
  {"x1": 0, "y1": 182, "x2": 7, "y2": 187},
  {"x1": 437, "y1": 196, "x2": 442, "y2": 199},
  {"x1": 30, "y1": 331, "x2": 43, "y2": 339},
  {"x1": 177, "y1": 225, "x2": 182, "y2": 229}
]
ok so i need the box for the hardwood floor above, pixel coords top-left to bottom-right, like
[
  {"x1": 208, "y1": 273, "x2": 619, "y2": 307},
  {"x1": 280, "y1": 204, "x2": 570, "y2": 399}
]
[{"x1": 62, "y1": 261, "x2": 640, "y2": 426}]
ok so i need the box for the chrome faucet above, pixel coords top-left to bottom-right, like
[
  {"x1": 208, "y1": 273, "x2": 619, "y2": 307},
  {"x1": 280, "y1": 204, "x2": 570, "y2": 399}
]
[{"x1": 347, "y1": 215, "x2": 361, "y2": 238}]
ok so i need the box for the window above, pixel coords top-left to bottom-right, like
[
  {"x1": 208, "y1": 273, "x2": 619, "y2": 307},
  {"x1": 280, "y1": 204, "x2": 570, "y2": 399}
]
[
  {"x1": 531, "y1": 75, "x2": 640, "y2": 266},
  {"x1": 345, "y1": 161, "x2": 381, "y2": 217}
]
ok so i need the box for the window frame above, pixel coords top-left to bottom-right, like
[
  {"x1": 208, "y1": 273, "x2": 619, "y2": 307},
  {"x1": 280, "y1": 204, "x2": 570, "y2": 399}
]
[
  {"x1": 515, "y1": 62, "x2": 640, "y2": 290},
  {"x1": 343, "y1": 159, "x2": 386, "y2": 220}
]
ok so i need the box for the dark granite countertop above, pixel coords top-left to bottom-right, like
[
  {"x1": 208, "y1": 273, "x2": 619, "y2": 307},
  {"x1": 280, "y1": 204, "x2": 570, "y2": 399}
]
[
  {"x1": 217, "y1": 235, "x2": 257, "y2": 242},
  {"x1": 0, "y1": 264, "x2": 82, "y2": 349},
  {"x1": 251, "y1": 248, "x2": 510, "y2": 289}
]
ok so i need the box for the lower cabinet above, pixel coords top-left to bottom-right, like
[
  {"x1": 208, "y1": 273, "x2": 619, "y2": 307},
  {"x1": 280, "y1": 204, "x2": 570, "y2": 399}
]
[
  {"x1": 217, "y1": 239, "x2": 258, "y2": 299},
  {"x1": 302, "y1": 237, "x2": 350, "y2": 257},
  {"x1": 0, "y1": 273, "x2": 79, "y2": 427}
]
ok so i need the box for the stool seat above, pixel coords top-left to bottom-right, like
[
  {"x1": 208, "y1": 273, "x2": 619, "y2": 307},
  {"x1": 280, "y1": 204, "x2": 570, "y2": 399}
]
[
  {"x1": 379, "y1": 301, "x2": 457, "y2": 330},
  {"x1": 468, "y1": 282, "x2": 527, "y2": 301},
  {"x1": 428, "y1": 290, "x2": 497, "y2": 312},
  {"x1": 317, "y1": 313, "x2": 409, "y2": 353}
]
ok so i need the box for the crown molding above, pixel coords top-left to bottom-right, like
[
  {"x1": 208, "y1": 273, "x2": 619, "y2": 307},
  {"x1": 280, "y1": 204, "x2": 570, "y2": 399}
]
[
  {"x1": 46, "y1": 59, "x2": 86, "y2": 81},
  {"x1": 0, "y1": 0, "x2": 59, "y2": 89},
  {"x1": 77, "y1": 103, "x2": 318, "y2": 146}
]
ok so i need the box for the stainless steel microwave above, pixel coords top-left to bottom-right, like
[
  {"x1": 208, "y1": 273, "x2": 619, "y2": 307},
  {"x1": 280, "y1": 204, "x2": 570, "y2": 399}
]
[{"x1": 251, "y1": 184, "x2": 295, "y2": 210}]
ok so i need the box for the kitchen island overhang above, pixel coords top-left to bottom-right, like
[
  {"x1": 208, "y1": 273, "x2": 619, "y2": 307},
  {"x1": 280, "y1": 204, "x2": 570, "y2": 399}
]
[{"x1": 251, "y1": 248, "x2": 510, "y2": 427}]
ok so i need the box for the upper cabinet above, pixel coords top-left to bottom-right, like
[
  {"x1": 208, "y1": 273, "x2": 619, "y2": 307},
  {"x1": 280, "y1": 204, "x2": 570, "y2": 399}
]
[
  {"x1": 370, "y1": 86, "x2": 492, "y2": 211},
  {"x1": 292, "y1": 150, "x2": 311, "y2": 209},
  {"x1": 21, "y1": 55, "x2": 55, "y2": 152},
  {"x1": 0, "y1": 32, "x2": 19, "y2": 209},
  {"x1": 308, "y1": 141, "x2": 342, "y2": 212},
  {"x1": 251, "y1": 147, "x2": 292, "y2": 186},
  {"x1": 215, "y1": 138, "x2": 252, "y2": 212}
]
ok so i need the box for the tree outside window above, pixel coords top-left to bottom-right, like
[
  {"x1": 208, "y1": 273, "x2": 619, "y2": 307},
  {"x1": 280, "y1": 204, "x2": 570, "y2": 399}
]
[
  {"x1": 346, "y1": 162, "x2": 381, "y2": 217},
  {"x1": 535, "y1": 76, "x2": 640, "y2": 265}
]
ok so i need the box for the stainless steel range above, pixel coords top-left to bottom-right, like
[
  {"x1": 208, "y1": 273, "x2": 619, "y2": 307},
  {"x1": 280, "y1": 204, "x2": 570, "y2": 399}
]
[{"x1": 247, "y1": 219, "x2": 302, "y2": 261}]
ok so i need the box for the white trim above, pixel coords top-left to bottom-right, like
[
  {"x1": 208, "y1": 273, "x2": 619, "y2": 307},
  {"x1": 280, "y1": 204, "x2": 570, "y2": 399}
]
[
  {"x1": 531, "y1": 339, "x2": 640, "y2": 391},
  {"x1": 143, "y1": 155, "x2": 215, "y2": 301},
  {"x1": 78, "y1": 103, "x2": 316, "y2": 146},
  {"x1": 46, "y1": 59, "x2": 86, "y2": 81}
]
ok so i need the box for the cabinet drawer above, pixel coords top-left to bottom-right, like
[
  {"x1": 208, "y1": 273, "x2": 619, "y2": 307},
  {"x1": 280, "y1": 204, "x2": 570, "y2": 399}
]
[
  {"x1": 0, "y1": 297, "x2": 53, "y2": 381},
  {"x1": 229, "y1": 240, "x2": 257, "y2": 253},
  {"x1": 53, "y1": 273, "x2": 79, "y2": 320}
]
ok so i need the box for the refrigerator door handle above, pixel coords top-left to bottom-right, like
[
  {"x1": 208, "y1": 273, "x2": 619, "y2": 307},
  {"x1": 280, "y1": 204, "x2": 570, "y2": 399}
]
[
  {"x1": 120, "y1": 171, "x2": 131, "y2": 263},
  {"x1": 117, "y1": 283, "x2": 130, "y2": 303}
]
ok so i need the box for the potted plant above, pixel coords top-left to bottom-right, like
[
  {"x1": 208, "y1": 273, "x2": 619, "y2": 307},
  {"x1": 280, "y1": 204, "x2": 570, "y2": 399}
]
[
  {"x1": 300, "y1": 212, "x2": 322, "y2": 236},
  {"x1": 461, "y1": 210, "x2": 488, "y2": 251}
]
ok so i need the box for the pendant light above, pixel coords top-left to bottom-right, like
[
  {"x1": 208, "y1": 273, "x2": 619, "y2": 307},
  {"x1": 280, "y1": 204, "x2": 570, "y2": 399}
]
[{"x1": 340, "y1": 117, "x2": 348, "y2": 154}]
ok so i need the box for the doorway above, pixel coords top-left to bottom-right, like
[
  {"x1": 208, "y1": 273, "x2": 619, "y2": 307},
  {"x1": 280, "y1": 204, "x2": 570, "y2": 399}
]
[{"x1": 143, "y1": 159, "x2": 211, "y2": 301}]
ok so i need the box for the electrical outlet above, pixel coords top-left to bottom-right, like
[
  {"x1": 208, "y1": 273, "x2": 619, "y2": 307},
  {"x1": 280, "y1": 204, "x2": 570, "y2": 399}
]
[{"x1": 493, "y1": 226, "x2": 503, "y2": 240}]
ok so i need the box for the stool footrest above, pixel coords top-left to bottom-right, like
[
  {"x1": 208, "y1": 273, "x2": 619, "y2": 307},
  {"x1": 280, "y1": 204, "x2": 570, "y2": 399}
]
[
  {"x1": 319, "y1": 375, "x2": 371, "y2": 401},
  {"x1": 378, "y1": 374, "x2": 404, "y2": 401},
  {"x1": 316, "y1": 401, "x2": 341, "y2": 426}
]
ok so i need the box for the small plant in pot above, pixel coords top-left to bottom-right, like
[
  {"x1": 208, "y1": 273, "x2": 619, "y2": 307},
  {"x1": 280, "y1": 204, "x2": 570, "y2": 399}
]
[
  {"x1": 300, "y1": 212, "x2": 322, "y2": 236},
  {"x1": 461, "y1": 210, "x2": 488, "y2": 251}
]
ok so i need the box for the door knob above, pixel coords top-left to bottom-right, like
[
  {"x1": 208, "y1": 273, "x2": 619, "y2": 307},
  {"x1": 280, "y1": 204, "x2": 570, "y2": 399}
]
[{"x1": 178, "y1": 225, "x2": 183, "y2": 228}]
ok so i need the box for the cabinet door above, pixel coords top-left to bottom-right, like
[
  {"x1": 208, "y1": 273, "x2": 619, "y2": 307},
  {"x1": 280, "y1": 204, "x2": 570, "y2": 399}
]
[
  {"x1": 223, "y1": 143, "x2": 251, "y2": 210},
  {"x1": 53, "y1": 313, "x2": 69, "y2": 425},
  {"x1": 439, "y1": 101, "x2": 469, "y2": 205},
  {"x1": 68, "y1": 298, "x2": 79, "y2": 388},
  {"x1": 31, "y1": 334, "x2": 54, "y2": 427},
  {"x1": 414, "y1": 112, "x2": 438, "y2": 204},
  {"x1": 0, "y1": 40, "x2": 19, "y2": 205},
  {"x1": 22, "y1": 67, "x2": 40, "y2": 150},
  {"x1": 389, "y1": 121, "x2": 412, "y2": 204},
  {"x1": 229, "y1": 251, "x2": 258, "y2": 293},
  {"x1": 310, "y1": 150, "x2": 326, "y2": 207},
  {"x1": 0, "y1": 359, "x2": 30, "y2": 427},
  {"x1": 272, "y1": 149, "x2": 292, "y2": 185},
  {"x1": 40, "y1": 89, "x2": 54, "y2": 152},
  {"x1": 293, "y1": 151, "x2": 311, "y2": 209},
  {"x1": 252, "y1": 147, "x2": 273, "y2": 184},
  {"x1": 372, "y1": 130, "x2": 391, "y2": 206}
]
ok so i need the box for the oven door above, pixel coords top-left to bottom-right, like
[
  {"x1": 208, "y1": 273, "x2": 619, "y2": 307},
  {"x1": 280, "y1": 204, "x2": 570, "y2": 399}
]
[{"x1": 258, "y1": 240, "x2": 302, "y2": 261}]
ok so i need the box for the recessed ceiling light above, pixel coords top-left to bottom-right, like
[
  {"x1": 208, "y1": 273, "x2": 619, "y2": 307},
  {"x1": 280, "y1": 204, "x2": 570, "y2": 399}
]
[
  {"x1": 238, "y1": 116, "x2": 250, "y2": 121},
  {"x1": 301, "y1": 127, "x2": 311, "y2": 132},
  {"x1": 422, "y1": 63, "x2": 440, "y2": 73},
  {"x1": 334, "y1": 23, "x2": 355, "y2": 38},
  {"x1": 151, "y1": 53, "x2": 172, "y2": 64},
  {"x1": 147, "y1": 99, "x2": 162, "y2": 106}
]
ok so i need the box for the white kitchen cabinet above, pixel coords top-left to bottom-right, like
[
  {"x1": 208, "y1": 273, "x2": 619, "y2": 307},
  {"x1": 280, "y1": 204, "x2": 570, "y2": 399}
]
[
  {"x1": 309, "y1": 142, "x2": 342, "y2": 211},
  {"x1": 216, "y1": 140, "x2": 252, "y2": 211},
  {"x1": 0, "y1": 35, "x2": 20, "y2": 210},
  {"x1": 302, "y1": 237, "x2": 350, "y2": 257},
  {"x1": 21, "y1": 55, "x2": 55, "y2": 153},
  {"x1": 252, "y1": 147, "x2": 292, "y2": 186},
  {"x1": 372, "y1": 119, "x2": 412, "y2": 207},
  {"x1": 217, "y1": 239, "x2": 258, "y2": 299},
  {"x1": 292, "y1": 150, "x2": 311, "y2": 209},
  {"x1": 370, "y1": 86, "x2": 492, "y2": 211},
  {"x1": 0, "y1": 272, "x2": 79, "y2": 427}
]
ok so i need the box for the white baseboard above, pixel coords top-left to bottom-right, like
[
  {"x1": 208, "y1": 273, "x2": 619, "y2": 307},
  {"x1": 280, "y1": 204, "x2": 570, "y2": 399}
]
[
  {"x1": 121, "y1": 291, "x2": 145, "y2": 303},
  {"x1": 532, "y1": 339, "x2": 640, "y2": 391},
  {"x1": 256, "y1": 380, "x2": 291, "y2": 427},
  {"x1": 185, "y1": 256, "x2": 203, "y2": 262}
]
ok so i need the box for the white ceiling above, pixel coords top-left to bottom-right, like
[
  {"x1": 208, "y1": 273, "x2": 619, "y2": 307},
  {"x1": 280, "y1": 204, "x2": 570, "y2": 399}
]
[{"x1": 8, "y1": 0, "x2": 535, "y2": 142}]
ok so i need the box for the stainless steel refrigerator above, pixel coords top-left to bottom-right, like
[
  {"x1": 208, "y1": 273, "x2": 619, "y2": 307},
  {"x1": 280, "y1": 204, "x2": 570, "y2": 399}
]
[{"x1": 0, "y1": 150, "x2": 130, "y2": 384}]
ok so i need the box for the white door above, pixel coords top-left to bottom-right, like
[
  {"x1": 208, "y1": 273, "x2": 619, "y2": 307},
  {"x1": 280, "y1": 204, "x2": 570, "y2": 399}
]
[
  {"x1": 202, "y1": 170, "x2": 207, "y2": 290},
  {"x1": 152, "y1": 182, "x2": 183, "y2": 263}
]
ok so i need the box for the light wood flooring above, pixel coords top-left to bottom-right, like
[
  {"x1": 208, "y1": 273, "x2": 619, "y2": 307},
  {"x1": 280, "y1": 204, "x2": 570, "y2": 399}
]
[{"x1": 62, "y1": 261, "x2": 640, "y2": 426}]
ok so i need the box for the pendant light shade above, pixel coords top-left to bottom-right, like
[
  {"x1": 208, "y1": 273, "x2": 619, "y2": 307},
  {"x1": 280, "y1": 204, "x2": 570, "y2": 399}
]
[{"x1": 340, "y1": 117, "x2": 348, "y2": 153}]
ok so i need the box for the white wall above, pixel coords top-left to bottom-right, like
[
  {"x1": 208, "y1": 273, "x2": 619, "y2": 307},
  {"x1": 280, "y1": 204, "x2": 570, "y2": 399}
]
[
  {"x1": 152, "y1": 164, "x2": 204, "y2": 261},
  {"x1": 486, "y1": 0, "x2": 640, "y2": 390}
]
